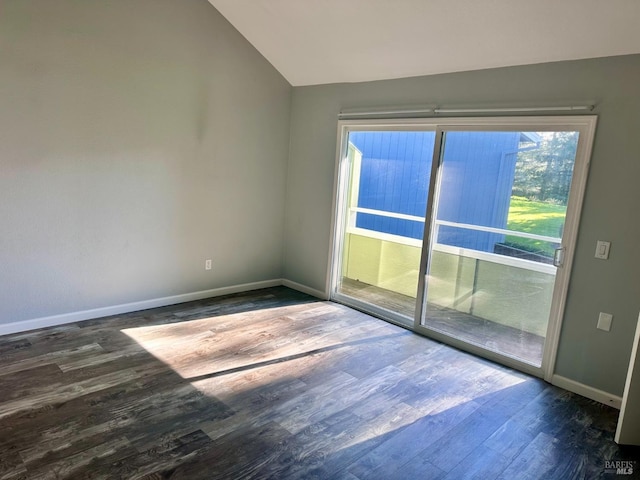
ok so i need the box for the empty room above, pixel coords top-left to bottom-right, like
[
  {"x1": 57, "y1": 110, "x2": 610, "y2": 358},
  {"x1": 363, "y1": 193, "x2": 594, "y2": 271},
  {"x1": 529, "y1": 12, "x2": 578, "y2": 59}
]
[{"x1": 2, "y1": 0, "x2": 640, "y2": 478}]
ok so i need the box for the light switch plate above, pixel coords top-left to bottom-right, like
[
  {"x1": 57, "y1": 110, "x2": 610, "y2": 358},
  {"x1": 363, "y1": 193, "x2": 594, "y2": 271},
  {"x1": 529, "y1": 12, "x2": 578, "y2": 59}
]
[
  {"x1": 597, "y1": 312, "x2": 613, "y2": 331},
  {"x1": 595, "y1": 240, "x2": 611, "y2": 260}
]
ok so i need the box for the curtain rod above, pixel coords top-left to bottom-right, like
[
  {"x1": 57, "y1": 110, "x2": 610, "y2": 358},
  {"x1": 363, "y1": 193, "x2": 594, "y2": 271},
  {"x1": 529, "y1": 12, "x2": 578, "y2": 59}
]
[
  {"x1": 338, "y1": 104, "x2": 595, "y2": 119},
  {"x1": 433, "y1": 105, "x2": 594, "y2": 114},
  {"x1": 338, "y1": 108, "x2": 434, "y2": 118}
]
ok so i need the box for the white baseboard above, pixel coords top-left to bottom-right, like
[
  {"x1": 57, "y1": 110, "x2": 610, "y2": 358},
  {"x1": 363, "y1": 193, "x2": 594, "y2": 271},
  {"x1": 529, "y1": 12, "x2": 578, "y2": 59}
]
[
  {"x1": 552, "y1": 374, "x2": 622, "y2": 409},
  {"x1": 281, "y1": 279, "x2": 328, "y2": 300},
  {"x1": 0, "y1": 279, "x2": 282, "y2": 336}
]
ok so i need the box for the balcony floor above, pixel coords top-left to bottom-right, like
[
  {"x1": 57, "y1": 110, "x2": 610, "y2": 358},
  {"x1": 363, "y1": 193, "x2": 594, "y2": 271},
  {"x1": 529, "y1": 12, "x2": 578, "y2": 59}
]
[{"x1": 339, "y1": 278, "x2": 545, "y2": 366}]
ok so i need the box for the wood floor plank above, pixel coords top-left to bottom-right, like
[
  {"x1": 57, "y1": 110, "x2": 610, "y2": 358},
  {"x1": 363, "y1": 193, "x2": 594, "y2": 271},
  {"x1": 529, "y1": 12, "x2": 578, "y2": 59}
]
[
  {"x1": 279, "y1": 365, "x2": 408, "y2": 434},
  {"x1": 303, "y1": 402, "x2": 425, "y2": 479},
  {"x1": 101, "y1": 429, "x2": 215, "y2": 480},
  {"x1": 200, "y1": 369, "x2": 358, "y2": 440},
  {"x1": 0, "y1": 363, "x2": 167, "y2": 421},
  {"x1": 0, "y1": 451, "x2": 26, "y2": 480},
  {"x1": 496, "y1": 432, "x2": 567, "y2": 480},
  {"x1": 439, "y1": 444, "x2": 510, "y2": 480},
  {"x1": 168, "y1": 421, "x2": 292, "y2": 480},
  {"x1": 0, "y1": 364, "x2": 64, "y2": 403},
  {"x1": 346, "y1": 399, "x2": 481, "y2": 479},
  {"x1": 0, "y1": 343, "x2": 104, "y2": 377},
  {"x1": 0, "y1": 286, "x2": 636, "y2": 479},
  {"x1": 55, "y1": 344, "x2": 144, "y2": 372},
  {"x1": 483, "y1": 418, "x2": 537, "y2": 462},
  {"x1": 0, "y1": 338, "x2": 32, "y2": 358},
  {"x1": 422, "y1": 407, "x2": 512, "y2": 472},
  {"x1": 0, "y1": 325, "x2": 80, "y2": 345},
  {"x1": 25, "y1": 436, "x2": 135, "y2": 480}
]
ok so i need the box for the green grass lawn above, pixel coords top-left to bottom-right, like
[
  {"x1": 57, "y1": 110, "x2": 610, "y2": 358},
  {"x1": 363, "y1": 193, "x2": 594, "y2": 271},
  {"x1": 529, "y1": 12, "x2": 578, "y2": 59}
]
[{"x1": 505, "y1": 196, "x2": 566, "y2": 257}]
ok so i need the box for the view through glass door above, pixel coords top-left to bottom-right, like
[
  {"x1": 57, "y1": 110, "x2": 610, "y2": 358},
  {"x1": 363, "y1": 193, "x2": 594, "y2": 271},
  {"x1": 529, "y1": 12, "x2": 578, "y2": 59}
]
[
  {"x1": 419, "y1": 129, "x2": 580, "y2": 367},
  {"x1": 333, "y1": 129, "x2": 436, "y2": 326},
  {"x1": 331, "y1": 118, "x2": 596, "y2": 374}
]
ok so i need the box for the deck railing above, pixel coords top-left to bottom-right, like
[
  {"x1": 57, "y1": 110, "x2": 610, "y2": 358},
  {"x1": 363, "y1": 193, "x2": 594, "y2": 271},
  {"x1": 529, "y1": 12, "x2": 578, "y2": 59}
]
[{"x1": 347, "y1": 206, "x2": 559, "y2": 275}]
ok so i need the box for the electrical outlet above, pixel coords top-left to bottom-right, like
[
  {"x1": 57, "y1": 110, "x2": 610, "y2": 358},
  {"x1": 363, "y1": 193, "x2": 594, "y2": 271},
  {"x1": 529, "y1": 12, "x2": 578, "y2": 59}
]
[
  {"x1": 597, "y1": 312, "x2": 613, "y2": 331},
  {"x1": 205, "y1": 259, "x2": 212, "y2": 270}
]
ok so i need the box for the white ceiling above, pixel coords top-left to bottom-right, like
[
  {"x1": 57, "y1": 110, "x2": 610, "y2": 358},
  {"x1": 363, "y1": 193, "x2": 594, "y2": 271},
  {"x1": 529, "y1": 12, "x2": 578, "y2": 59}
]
[{"x1": 208, "y1": 0, "x2": 640, "y2": 86}]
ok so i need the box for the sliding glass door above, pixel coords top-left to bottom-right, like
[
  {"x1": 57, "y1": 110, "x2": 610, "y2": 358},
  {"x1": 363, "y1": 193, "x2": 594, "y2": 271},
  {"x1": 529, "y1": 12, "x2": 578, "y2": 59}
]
[
  {"x1": 332, "y1": 129, "x2": 436, "y2": 325},
  {"x1": 419, "y1": 129, "x2": 581, "y2": 367},
  {"x1": 331, "y1": 117, "x2": 596, "y2": 377}
]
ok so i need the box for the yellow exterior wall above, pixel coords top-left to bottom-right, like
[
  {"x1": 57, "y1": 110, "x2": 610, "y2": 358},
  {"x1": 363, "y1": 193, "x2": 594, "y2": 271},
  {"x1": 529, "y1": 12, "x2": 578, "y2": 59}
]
[
  {"x1": 344, "y1": 233, "x2": 553, "y2": 336},
  {"x1": 471, "y1": 261, "x2": 554, "y2": 337},
  {"x1": 346, "y1": 234, "x2": 420, "y2": 297}
]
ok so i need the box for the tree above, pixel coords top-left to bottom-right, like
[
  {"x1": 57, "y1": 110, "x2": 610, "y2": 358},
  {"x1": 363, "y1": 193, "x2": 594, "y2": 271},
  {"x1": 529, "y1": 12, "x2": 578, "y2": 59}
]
[{"x1": 512, "y1": 132, "x2": 579, "y2": 205}]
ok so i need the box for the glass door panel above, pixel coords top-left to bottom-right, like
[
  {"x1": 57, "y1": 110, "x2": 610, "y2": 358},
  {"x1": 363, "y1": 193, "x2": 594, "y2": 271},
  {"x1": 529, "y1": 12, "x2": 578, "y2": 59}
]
[
  {"x1": 334, "y1": 130, "x2": 436, "y2": 322},
  {"x1": 421, "y1": 130, "x2": 580, "y2": 366}
]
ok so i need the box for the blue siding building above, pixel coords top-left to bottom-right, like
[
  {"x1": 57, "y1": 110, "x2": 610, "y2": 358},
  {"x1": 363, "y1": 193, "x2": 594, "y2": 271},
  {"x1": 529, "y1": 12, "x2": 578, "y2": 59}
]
[
  {"x1": 351, "y1": 131, "x2": 434, "y2": 240},
  {"x1": 349, "y1": 130, "x2": 537, "y2": 252}
]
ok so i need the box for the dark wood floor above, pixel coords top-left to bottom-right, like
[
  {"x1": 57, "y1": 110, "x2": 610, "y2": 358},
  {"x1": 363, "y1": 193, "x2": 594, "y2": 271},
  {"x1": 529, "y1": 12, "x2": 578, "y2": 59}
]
[
  {"x1": 339, "y1": 278, "x2": 545, "y2": 366},
  {"x1": 0, "y1": 287, "x2": 638, "y2": 479}
]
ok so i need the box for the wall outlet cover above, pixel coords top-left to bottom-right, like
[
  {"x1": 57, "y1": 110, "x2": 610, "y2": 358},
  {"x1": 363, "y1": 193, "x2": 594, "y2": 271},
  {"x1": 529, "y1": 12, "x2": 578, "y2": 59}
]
[{"x1": 597, "y1": 312, "x2": 613, "y2": 331}]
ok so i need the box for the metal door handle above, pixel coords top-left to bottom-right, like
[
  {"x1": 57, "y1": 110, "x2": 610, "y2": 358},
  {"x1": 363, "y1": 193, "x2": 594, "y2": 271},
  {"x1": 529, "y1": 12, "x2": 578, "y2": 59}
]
[{"x1": 553, "y1": 247, "x2": 565, "y2": 267}]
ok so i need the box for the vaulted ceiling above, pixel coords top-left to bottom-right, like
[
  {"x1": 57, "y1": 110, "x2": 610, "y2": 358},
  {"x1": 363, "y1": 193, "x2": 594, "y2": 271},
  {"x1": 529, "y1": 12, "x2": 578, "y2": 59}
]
[{"x1": 208, "y1": 0, "x2": 640, "y2": 86}]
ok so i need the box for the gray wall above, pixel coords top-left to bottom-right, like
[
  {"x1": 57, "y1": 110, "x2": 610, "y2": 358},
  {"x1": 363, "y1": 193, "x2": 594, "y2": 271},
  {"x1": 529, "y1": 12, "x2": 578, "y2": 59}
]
[
  {"x1": 284, "y1": 55, "x2": 640, "y2": 396},
  {"x1": 0, "y1": 0, "x2": 291, "y2": 323}
]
